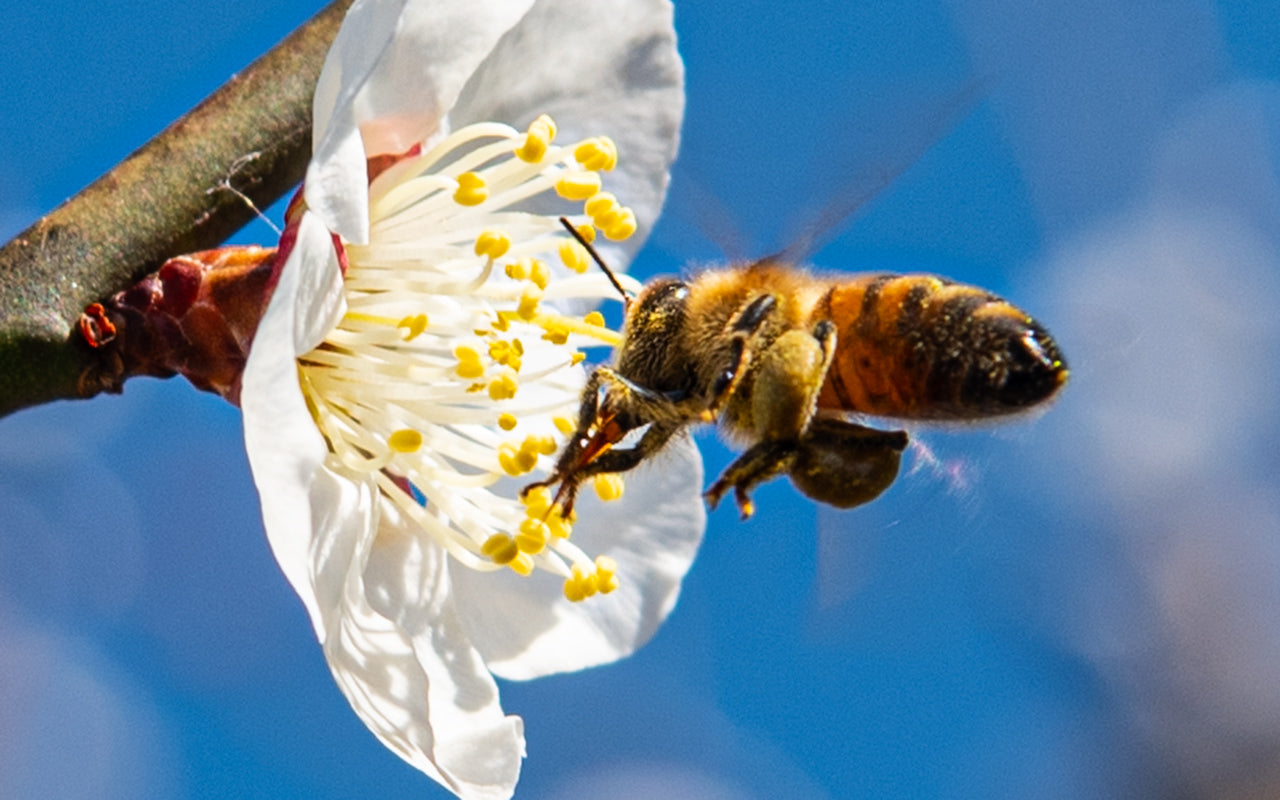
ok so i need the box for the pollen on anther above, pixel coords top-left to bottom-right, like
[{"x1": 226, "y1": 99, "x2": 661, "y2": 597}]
[
  {"x1": 508, "y1": 553, "x2": 535, "y2": 577},
  {"x1": 488, "y1": 373, "x2": 519, "y2": 401},
  {"x1": 522, "y1": 485, "x2": 553, "y2": 515},
  {"x1": 454, "y1": 345, "x2": 485, "y2": 379},
  {"x1": 529, "y1": 259, "x2": 551, "y2": 290},
  {"x1": 505, "y1": 258, "x2": 530, "y2": 281},
  {"x1": 454, "y1": 172, "x2": 488, "y2": 206},
  {"x1": 526, "y1": 434, "x2": 558, "y2": 456},
  {"x1": 585, "y1": 192, "x2": 618, "y2": 218},
  {"x1": 482, "y1": 533, "x2": 520, "y2": 565},
  {"x1": 574, "y1": 136, "x2": 618, "y2": 171},
  {"x1": 583, "y1": 311, "x2": 605, "y2": 327},
  {"x1": 518, "y1": 287, "x2": 542, "y2": 320},
  {"x1": 498, "y1": 413, "x2": 519, "y2": 431},
  {"x1": 555, "y1": 171, "x2": 602, "y2": 201},
  {"x1": 553, "y1": 416, "x2": 576, "y2": 435},
  {"x1": 397, "y1": 314, "x2": 429, "y2": 340},
  {"x1": 595, "y1": 556, "x2": 620, "y2": 594},
  {"x1": 515, "y1": 114, "x2": 556, "y2": 163},
  {"x1": 388, "y1": 429, "x2": 424, "y2": 453},
  {"x1": 541, "y1": 322, "x2": 569, "y2": 345},
  {"x1": 560, "y1": 239, "x2": 589, "y2": 273},
  {"x1": 475, "y1": 230, "x2": 510, "y2": 259},
  {"x1": 594, "y1": 473, "x2": 625, "y2": 501},
  {"x1": 516, "y1": 517, "x2": 549, "y2": 554},
  {"x1": 604, "y1": 208, "x2": 638, "y2": 241},
  {"x1": 498, "y1": 444, "x2": 526, "y2": 476}
]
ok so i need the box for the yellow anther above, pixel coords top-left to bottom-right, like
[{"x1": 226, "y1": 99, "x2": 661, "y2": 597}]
[
  {"x1": 574, "y1": 136, "x2": 618, "y2": 171},
  {"x1": 553, "y1": 416, "x2": 576, "y2": 435},
  {"x1": 593, "y1": 473, "x2": 625, "y2": 502},
  {"x1": 454, "y1": 171, "x2": 488, "y2": 205},
  {"x1": 498, "y1": 413, "x2": 518, "y2": 431},
  {"x1": 482, "y1": 533, "x2": 519, "y2": 565},
  {"x1": 454, "y1": 345, "x2": 485, "y2": 379},
  {"x1": 575, "y1": 223, "x2": 596, "y2": 243},
  {"x1": 508, "y1": 553, "x2": 535, "y2": 577},
  {"x1": 584, "y1": 191, "x2": 619, "y2": 218},
  {"x1": 474, "y1": 230, "x2": 510, "y2": 259},
  {"x1": 571, "y1": 352, "x2": 587, "y2": 365},
  {"x1": 560, "y1": 239, "x2": 590, "y2": 273},
  {"x1": 488, "y1": 372, "x2": 519, "y2": 401},
  {"x1": 397, "y1": 313, "x2": 429, "y2": 340},
  {"x1": 604, "y1": 208, "x2": 638, "y2": 241},
  {"x1": 564, "y1": 580, "x2": 585, "y2": 603},
  {"x1": 555, "y1": 171, "x2": 602, "y2": 200},
  {"x1": 525, "y1": 434, "x2": 558, "y2": 456},
  {"x1": 388, "y1": 428, "x2": 423, "y2": 453},
  {"x1": 497, "y1": 443, "x2": 525, "y2": 476},
  {"x1": 592, "y1": 204, "x2": 623, "y2": 230},
  {"x1": 493, "y1": 313, "x2": 512, "y2": 332},
  {"x1": 564, "y1": 562, "x2": 599, "y2": 602},
  {"x1": 547, "y1": 513, "x2": 573, "y2": 539},
  {"x1": 541, "y1": 321, "x2": 570, "y2": 345},
  {"x1": 594, "y1": 555, "x2": 620, "y2": 594},
  {"x1": 512, "y1": 339, "x2": 525, "y2": 356},
  {"x1": 505, "y1": 258, "x2": 530, "y2": 281},
  {"x1": 529, "y1": 258, "x2": 551, "y2": 290},
  {"x1": 518, "y1": 286, "x2": 543, "y2": 321},
  {"x1": 515, "y1": 447, "x2": 539, "y2": 473},
  {"x1": 515, "y1": 114, "x2": 557, "y2": 163},
  {"x1": 516, "y1": 517, "x2": 549, "y2": 554},
  {"x1": 583, "y1": 311, "x2": 605, "y2": 327},
  {"x1": 487, "y1": 340, "x2": 522, "y2": 371},
  {"x1": 596, "y1": 572, "x2": 620, "y2": 594},
  {"x1": 522, "y1": 486, "x2": 553, "y2": 515}
]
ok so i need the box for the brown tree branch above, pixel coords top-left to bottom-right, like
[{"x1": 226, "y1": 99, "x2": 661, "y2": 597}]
[{"x1": 0, "y1": 0, "x2": 354, "y2": 419}]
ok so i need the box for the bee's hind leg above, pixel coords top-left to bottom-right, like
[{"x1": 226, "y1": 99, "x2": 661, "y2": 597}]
[{"x1": 705, "y1": 320, "x2": 836, "y2": 518}]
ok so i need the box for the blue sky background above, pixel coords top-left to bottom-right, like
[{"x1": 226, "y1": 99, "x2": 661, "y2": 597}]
[{"x1": 4, "y1": 1, "x2": 1280, "y2": 797}]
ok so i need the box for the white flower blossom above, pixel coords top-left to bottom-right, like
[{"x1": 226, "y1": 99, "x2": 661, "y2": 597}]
[{"x1": 240, "y1": 1, "x2": 702, "y2": 797}]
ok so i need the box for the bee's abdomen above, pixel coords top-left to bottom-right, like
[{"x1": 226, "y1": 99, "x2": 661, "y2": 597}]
[{"x1": 814, "y1": 275, "x2": 1068, "y2": 420}]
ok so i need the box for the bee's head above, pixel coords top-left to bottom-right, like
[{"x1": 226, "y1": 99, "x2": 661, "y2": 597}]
[{"x1": 616, "y1": 278, "x2": 689, "y2": 379}]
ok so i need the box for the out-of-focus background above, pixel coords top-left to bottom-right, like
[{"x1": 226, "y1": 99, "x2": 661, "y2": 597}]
[{"x1": 4, "y1": 1, "x2": 1280, "y2": 797}]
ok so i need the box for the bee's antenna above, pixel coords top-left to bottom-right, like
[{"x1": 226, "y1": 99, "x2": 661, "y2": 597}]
[{"x1": 559, "y1": 217, "x2": 633, "y2": 305}]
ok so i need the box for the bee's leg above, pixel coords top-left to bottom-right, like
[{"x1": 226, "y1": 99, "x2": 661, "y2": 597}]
[
  {"x1": 533, "y1": 419, "x2": 683, "y2": 518},
  {"x1": 705, "y1": 320, "x2": 837, "y2": 518},
  {"x1": 523, "y1": 365, "x2": 685, "y2": 516},
  {"x1": 788, "y1": 419, "x2": 908, "y2": 508},
  {"x1": 704, "y1": 440, "x2": 798, "y2": 518},
  {"x1": 702, "y1": 294, "x2": 778, "y2": 419}
]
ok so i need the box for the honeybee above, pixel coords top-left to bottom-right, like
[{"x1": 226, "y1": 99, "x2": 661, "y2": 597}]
[{"x1": 524, "y1": 220, "x2": 1068, "y2": 519}]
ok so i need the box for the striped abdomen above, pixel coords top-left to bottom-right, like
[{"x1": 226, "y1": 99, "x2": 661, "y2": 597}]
[{"x1": 813, "y1": 274, "x2": 1067, "y2": 420}]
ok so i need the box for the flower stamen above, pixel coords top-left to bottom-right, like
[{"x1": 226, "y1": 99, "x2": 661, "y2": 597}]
[{"x1": 297, "y1": 115, "x2": 642, "y2": 600}]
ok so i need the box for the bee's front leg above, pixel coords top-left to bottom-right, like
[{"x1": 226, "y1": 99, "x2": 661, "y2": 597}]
[
  {"x1": 523, "y1": 366, "x2": 687, "y2": 516},
  {"x1": 702, "y1": 293, "x2": 778, "y2": 420}
]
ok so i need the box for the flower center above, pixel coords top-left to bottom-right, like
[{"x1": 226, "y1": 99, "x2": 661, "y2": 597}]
[{"x1": 297, "y1": 115, "x2": 639, "y2": 601}]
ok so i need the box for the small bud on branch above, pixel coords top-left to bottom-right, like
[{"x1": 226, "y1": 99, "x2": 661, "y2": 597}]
[{"x1": 0, "y1": 0, "x2": 354, "y2": 419}]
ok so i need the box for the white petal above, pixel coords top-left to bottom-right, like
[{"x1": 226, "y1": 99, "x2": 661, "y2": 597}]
[
  {"x1": 450, "y1": 0, "x2": 685, "y2": 262},
  {"x1": 242, "y1": 212, "x2": 347, "y2": 635},
  {"x1": 351, "y1": 510, "x2": 525, "y2": 798},
  {"x1": 309, "y1": 0, "x2": 539, "y2": 243},
  {"x1": 449, "y1": 435, "x2": 705, "y2": 680}
]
